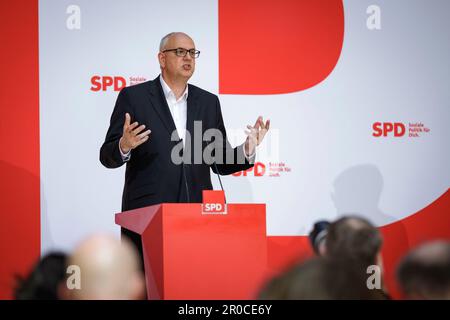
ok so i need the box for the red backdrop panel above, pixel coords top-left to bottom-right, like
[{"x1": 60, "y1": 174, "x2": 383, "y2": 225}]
[
  {"x1": 219, "y1": 0, "x2": 344, "y2": 94},
  {"x1": 0, "y1": 0, "x2": 40, "y2": 299}
]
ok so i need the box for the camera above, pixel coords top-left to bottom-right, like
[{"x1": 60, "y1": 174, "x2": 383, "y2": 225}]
[{"x1": 309, "y1": 220, "x2": 330, "y2": 255}]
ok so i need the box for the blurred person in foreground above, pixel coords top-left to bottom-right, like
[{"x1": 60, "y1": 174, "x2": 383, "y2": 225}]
[
  {"x1": 269, "y1": 215, "x2": 388, "y2": 299},
  {"x1": 14, "y1": 252, "x2": 67, "y2": 300},
  {"x1": 258, "y1": 257, "x2": 386, "y2": 300},
  {"x1": 60, "y1": 234, "x2": 145, "y2": 300},
  {"x1": 397, "y1": 241, "x2": 450, "y2": 300},
  {"x1": 325, "y1": 215, "x2": 383, "y2": 267},
  {"x1": 325, "y1": 215, "x2": 389, "y2": 298}
]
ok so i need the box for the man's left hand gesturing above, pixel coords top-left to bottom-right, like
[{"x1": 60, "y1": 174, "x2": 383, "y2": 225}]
[{"x1": 244, "y1": 116, "x2": 270, "y2": 157}]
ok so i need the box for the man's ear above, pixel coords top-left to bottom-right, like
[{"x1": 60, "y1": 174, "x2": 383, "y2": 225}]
[
  {"x1": 318, "y1": 240, "x2": 327, "y2": 256},
  {"x1": 158, "y1": 52, "x2": 165, "y2": 69}
]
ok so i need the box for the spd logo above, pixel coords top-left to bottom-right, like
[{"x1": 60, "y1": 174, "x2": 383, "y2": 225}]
[
  {"x1": 372, "y1": 122, "x2": 406, "y2": 137},
  {"x1": 90, "y1": 76, "x2": 126, "y2": 92},
  {"x1": 202, "y1": 190, "x2": 227, "y2": 215}
]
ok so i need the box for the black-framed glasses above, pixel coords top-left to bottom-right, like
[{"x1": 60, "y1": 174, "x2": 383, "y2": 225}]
[{"x1": 162, "y1": 47, "x2": 201, "y2": 59}]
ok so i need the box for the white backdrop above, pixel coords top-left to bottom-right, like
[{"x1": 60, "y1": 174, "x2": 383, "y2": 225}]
[{"x1": 39, "y1": 0, "x2": 450, "y2": 253}]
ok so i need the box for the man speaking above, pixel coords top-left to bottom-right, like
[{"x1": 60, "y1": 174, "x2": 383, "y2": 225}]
[{"x1": 100, "y1": 32, "x2": 269, "y2": 252}]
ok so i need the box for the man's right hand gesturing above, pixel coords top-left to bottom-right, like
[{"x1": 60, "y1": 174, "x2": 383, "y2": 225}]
[{"x1": 119, "y1": 113, "x2": 151, "y2": 154}]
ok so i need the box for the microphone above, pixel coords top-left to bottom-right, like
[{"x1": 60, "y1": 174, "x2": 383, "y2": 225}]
[
  {"x1": 182, "y1": 163, "x2": 190, "y2": 203},
  {"x1": 180, "y1": 139, "x2": 190, "y2": 203},
  {"x1": 213, "y1": 161, "x2": 227, "y2": 204}
]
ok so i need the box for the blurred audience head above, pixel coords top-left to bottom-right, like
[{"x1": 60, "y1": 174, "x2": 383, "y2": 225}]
[
  {"x1": 397, "y1": 241, "x2": 450, "y2": 300},
  {"x1": 258, "y1": 257, "x2": 386, "y2": 300},
  {"x1": 309, "y1": 220, "x2": 330, "y2": 256},
  {"x1": 326, "y1": 215, "x2": 383, "y2": 268},
  {"x1": 61, "y1": 234, "x2": 145, "y2": 300},
  {"x1": 14, "y1": 252, "x2": 67, "y2": 300}
]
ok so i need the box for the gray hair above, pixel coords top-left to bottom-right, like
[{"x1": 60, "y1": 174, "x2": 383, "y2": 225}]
[{"x1": 159, "y1": 32, "x2": 192, "y2": 51}]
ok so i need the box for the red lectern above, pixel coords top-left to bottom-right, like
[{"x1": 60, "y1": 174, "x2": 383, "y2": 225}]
[{"x1": 115, "y1": 192, "x2": 268, "y2": 300}]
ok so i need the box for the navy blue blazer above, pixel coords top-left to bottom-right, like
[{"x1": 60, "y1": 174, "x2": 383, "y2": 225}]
[{"x1": 100, "y1": 76, "x2": 253, "y2": 211}]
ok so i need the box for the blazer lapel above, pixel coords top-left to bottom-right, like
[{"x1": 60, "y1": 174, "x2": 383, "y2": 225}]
[
  {"x1": 146, "y1": 75, "x2": 179, "y2": 140},
  {"x1": 186, "y1": 85, "x2": 202, "y2": 141}
]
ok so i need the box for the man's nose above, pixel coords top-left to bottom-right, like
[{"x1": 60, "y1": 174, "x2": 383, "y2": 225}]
[{"x1": 183, "y1": 53, "x2": 193, "y2": 61}]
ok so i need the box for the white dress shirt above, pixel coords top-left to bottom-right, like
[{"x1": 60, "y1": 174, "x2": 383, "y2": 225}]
[{"x1": 159, "y1": 75, "x2": 188, "y2": 145}]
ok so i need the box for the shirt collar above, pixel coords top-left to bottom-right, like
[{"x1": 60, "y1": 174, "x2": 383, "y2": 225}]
[{"x1": 160, "y1": 74, "x2": 189, "y2": 101}]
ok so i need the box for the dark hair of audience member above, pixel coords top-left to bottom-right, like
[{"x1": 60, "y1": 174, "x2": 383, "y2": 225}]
[
  {"x1": 326, "y1": 215, "x2": 382, "y2": 267},
  {"x1": 14, "y1": 252, "x2": 67, "y2": 300},
  {"x1": 397, "y1": 241, "x2": 450, "y2": 299}
]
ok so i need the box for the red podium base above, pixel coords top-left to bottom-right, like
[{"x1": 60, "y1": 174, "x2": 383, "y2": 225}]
[{"x1": 116, "y1": 203, "x2": 268, "y2": 299}]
